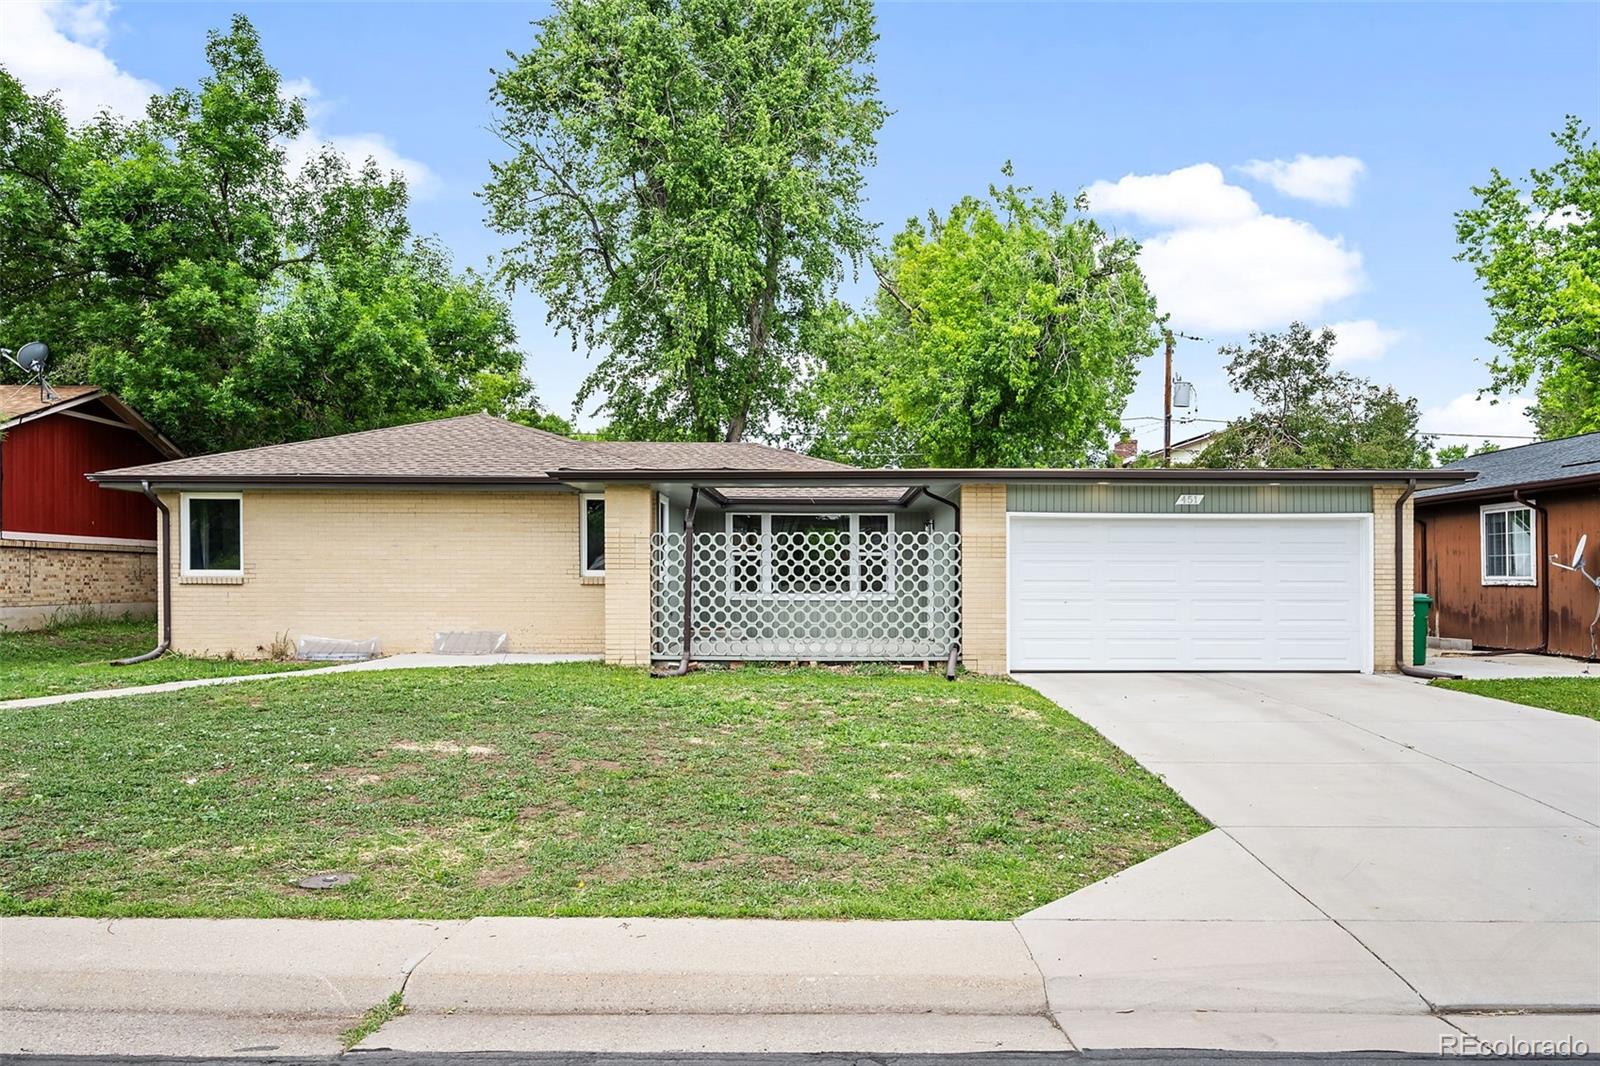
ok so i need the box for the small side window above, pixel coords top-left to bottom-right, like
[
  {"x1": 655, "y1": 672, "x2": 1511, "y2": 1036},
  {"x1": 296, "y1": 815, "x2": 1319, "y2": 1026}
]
[
  {"x1": 181, "y1": 494, "x2": 243, "y2": 576},
  {"x1": 581, "y1": 494, "x2": 606, "y2": 576}
]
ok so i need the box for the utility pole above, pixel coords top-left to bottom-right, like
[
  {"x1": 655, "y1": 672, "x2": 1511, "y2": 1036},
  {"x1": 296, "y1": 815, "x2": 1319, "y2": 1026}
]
[{"x1": 1162, "y1": 329, "x2": 1175, "y2": 467}]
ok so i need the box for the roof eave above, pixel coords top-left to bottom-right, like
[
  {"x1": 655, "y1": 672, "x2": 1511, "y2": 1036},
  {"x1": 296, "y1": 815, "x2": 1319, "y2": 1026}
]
[
  {"x1": 88, "y1": 473, "x2": 566, "y2": 488},
  {"x1": 1414, "y1": 471, "x2": 1600, "y2": 505},
  {"x1": 548, "y1": 467, "x2": 1478, "y2": 487}
]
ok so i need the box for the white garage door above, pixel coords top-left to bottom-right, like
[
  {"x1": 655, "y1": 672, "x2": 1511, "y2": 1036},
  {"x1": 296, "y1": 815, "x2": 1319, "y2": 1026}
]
[{"x1": 1008, "y1": 515, "x2": 1371, "y2": 672}]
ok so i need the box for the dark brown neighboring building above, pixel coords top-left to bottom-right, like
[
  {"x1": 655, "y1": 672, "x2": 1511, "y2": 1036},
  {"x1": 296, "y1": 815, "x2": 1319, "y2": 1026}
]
[{"x1": 1414, "y1": 432, "x2": 1600, "y2": 658}]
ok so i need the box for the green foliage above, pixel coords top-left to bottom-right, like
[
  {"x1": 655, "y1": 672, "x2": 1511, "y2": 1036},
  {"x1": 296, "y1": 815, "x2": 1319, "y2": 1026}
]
[
  {"x1": 1434, "y1": 440, "x2": 1502, "y2": 465},
  {"x1": 1195, "y1": 322, "x2": 1432, "y2": 469},
  {"x1": 1456, "y1": 116, "x2": 1600, "y2": 437},
  {"x1": 0, "y1": 16, "x2": 544, "y2": 454},
  {"x1": 0, "y1": 617, "x2": 318, "y2": 701},
  {"x1": 806, "y1": 173, "x2": 1162, "y2": 466},
  {"x1": 483, "y1": 0, "x2": 886, "y2": 442}
]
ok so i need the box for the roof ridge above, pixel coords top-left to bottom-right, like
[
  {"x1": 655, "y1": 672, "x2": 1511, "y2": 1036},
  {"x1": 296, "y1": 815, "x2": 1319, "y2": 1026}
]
[{"x1": 1442, "y1": 429, "x2": 1600, "y2": 467}]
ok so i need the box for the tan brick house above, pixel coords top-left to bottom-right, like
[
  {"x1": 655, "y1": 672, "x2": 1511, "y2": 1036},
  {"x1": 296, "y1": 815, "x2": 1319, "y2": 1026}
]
[{"x1": 90, "y1": 414, "x2": 1469, "y2": 673}]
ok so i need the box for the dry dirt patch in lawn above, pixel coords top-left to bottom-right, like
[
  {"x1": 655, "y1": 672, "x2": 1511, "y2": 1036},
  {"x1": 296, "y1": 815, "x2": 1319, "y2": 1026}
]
[{"x1": 0, "y1": 663, "x2": 1206, "y2": 919}]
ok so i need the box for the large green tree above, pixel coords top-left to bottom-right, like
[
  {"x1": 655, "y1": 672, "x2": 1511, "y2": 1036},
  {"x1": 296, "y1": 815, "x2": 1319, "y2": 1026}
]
[
  {"x1": 1456, "y1": 116, "x2": 1600, "y2": 437},
  {"x1": 1195, "y1": 323, "x2": 1431, "y2": 469},
  {"x1": 483, "y1": 0, "x2": 885, "y2": 442},
  {"x1": 806, "y1": 175, "x2": 1162, "y2": 467},
  {"x1": 0, "y1": 16, "x2": 537, "y2": 454}
]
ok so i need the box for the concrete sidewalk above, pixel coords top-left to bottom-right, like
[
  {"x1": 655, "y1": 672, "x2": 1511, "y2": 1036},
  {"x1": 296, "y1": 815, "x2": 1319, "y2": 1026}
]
[
  {"x1": 1424, "y1": 650, "x2": 1598, "y2": 679},
  {"x1": 0, "y1": 653, "x2": 600, "y2": 710},
  {"x1": 5, "y1": 914, "x2": 1595, "y2": 1057}
]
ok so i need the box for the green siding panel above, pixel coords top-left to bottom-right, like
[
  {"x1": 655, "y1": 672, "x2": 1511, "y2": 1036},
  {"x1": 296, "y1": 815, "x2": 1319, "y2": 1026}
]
[{"x1": 1007, "y1": 483, "x2": 1372, "y2": 514}]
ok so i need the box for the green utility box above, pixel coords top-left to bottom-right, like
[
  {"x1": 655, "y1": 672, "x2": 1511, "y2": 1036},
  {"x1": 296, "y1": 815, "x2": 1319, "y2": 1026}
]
[{"x1": 1412, "y1": 593, "x2": 1433, "y2": 666}]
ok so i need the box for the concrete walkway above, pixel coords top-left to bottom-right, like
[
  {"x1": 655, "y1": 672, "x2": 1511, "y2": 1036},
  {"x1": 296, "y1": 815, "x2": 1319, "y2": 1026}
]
[
  {"x1": 0, "y1": 652, "x2": 601, "y2": 710},
  {"x1": 1016, "y1": 671, "x2": 1600, "y2": 1049},
  {"x1": 1424, "y1": 649, "x2": 1598, "y2": 679}
]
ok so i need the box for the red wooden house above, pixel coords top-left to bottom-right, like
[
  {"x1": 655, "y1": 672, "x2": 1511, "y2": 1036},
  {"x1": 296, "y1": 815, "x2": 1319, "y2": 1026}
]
[{"x1": 1, "y1": 385, "x2": 181, "y2": 629}]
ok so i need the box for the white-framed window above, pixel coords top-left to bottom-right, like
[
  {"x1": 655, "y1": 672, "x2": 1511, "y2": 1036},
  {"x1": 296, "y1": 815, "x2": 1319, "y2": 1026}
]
[
  {"x1": 180, "y1": 492, "x2": 243, "y2": 577},
  {"x1": 726, "y1": 512, "x2": 895, "y2": 598},
  {"x1": 580, "y1": 493, "x2": 606, "y2": 577},
  {"x1": 1480, "y1": 502, "x2": 1537, "y2": 586}
]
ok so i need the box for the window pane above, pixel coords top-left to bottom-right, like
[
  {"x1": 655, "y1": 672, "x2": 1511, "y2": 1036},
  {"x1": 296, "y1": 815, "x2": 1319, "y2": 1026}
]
[
  {"x1": 584, "y1": 498, "x2": 605, "y2": 572},
  {"x1": 188, "y1": 498, "x2": 241, "y2": 572},
  {"x1": 1507, "y1": 509, "x2": 1533, "y2": 577},
  {"x1": 1484, "y1": 511, "x2": 1507, "y2": 577},
  {"x1": 772, "y1": 514, "x2": 848, "y2": 594},
  {"x1": 859, "y1": 515, "x2": 892, "y2": 594},
  {"x1": 731, "y1": 514, "x2": 762, "y2": 594}
]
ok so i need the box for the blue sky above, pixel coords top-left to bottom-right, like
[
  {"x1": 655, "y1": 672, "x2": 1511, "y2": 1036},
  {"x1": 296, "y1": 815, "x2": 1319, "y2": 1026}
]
[{"x1": 6, "y1": 1, "x2": 1597, "y2": 445}]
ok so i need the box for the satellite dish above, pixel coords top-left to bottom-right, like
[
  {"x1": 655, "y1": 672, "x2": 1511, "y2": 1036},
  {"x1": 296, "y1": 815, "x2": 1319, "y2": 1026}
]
[
  {"x1": 1574, "y1": 535, "x2": 1589, "y2": 570},
  {"x1": 15, "y1": 342, "x2": 48, "y2": 373}
]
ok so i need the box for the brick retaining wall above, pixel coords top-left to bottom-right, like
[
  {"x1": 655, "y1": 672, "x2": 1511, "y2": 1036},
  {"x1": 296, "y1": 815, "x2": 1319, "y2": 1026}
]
[{"x1": 0, "y1": 537, "x2": 157, "y2": 630}]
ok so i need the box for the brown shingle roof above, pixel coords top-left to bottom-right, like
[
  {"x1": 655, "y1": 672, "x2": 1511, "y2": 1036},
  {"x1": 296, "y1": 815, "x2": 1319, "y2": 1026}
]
[
  {"x1": 562, "y1": 441, "x2": 854, "y2": 473},
  {"x1": 90, "y1": 414, "x2": 858, "y2": 484},
  {"x1": 0, "y1": 384, "x2": 101, "y2": 422}
]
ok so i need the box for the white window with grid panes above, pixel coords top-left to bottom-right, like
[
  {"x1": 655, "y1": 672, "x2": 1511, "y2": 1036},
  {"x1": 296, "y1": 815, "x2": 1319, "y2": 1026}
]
[{"x1": 1480, "y1": 502, "x2": 1536, "y2": 586}]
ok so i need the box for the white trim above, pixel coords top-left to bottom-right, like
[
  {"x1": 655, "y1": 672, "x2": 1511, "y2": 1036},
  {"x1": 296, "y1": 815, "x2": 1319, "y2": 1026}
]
[
  {"x1": 1478, "y1": 501, "x2": 1537, "y2": 587},
  {"x1": 579, "y1": 493, "x2": 606, "y2": 577},
  {"x1": 60, "y1": 409, "x2": 140, "y2": 431},
  {"x1": 656, "y1": 492, "x2": 670, "y2": 536},
  {"x1": 1, "y1": 529, "x2": 156, "y2": 549},
  {"x1": 725, "y1": 510, "x2": 897, "y2": 600},
  {"x1": 179, "y1": 492, "x2": 244, "y2": 578},
  {"x1": 1004, "y1": 511, "x2": 1375, "y2": 674}
]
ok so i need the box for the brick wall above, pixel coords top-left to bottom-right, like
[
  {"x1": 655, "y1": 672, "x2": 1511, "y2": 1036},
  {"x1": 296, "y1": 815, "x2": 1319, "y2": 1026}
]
[
  {"x1": 1372, "y1": 485, "x2": 1413, "y2": 673},
  {"x1": 959, "y1": 483, "x2": 1008, "y2": 674},
  {"x1": 157, "y1": 490, "x2": 605, "y2": 657},
  {"x1": 603, "y1": 484, "x2": 655, "y2": 666},
  {"x1": 0, "y1": 538, "x2": 156, "y2": 630}
]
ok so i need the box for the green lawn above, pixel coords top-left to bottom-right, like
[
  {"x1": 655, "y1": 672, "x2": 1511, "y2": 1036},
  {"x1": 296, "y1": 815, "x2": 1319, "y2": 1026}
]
[
  {"x1": 1432, "y1": 676, "x2": 1600, "y2": 721},
  {"x1": 0, "y1": 663, "x2": 1206, "y2": 920},
  {"x1": 0, "y1": 618, "x2": 320, "y2": 701}
]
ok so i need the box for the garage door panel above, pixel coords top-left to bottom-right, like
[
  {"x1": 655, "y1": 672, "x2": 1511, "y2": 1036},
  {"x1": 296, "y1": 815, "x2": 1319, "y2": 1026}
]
[{"x1": 1008, "y1": 515, "x2": 1369, "y2": 672}]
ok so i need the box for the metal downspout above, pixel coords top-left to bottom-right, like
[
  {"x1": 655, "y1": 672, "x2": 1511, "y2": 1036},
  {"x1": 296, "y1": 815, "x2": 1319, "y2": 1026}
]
[
  {"x1": 1395, "y1": 478, "x2": 1460, "y2": 679},
  {"x1": 661, "y1": 487, "x2": 700, "y2": 677},
  {"x1": 113, "y1": 481, "x2": 171, "y2": 665}
]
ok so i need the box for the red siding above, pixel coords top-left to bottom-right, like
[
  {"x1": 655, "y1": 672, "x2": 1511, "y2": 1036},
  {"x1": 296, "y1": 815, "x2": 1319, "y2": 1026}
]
[
  {"x1": 1, "y1": 413, "x2": 165, "y2": 540},
  {"x1": 1416, "y1": 488, "x2": 1600, "y2": 658}
]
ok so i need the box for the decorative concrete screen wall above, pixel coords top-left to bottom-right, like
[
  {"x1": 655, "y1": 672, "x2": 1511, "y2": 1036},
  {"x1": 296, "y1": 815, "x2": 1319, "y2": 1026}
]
[{"x1": 650, "y1": 528, "x2": 961, "y2": 661}]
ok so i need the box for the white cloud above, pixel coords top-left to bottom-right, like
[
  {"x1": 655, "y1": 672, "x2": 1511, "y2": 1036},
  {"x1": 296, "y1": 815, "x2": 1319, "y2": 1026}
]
[
  {"x1": 1420, "y1": 392, "x2": 1537, "y2": 442},
  {"x1": 1238, "y1": 154, "x2": 1366, "y2": 206},
  {"x1": 1085, "y1": 163, "x2": 1259, "y2": 227},
  {"x1": 1134, "y1": 215, "x2": 1363, "y2": 334},
  {"x1": 1087, "y1": 163, "x2": 1364, "y2": 334},
  {"x1": 1325, "y1": 319, "x2": 1404, "y2": 363},
  {"x1": 0, "y1": 1, "x2": 159, "y2": 122},
  {"x1": 283, "y1": 128, "x2": 442, "y2": 198},
  {"x1": 275, "y1": 77, "x2": 441, "y2": 196}
]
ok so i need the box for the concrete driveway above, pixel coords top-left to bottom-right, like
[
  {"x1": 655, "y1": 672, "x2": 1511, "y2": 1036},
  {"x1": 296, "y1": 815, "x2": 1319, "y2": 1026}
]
[{"x1": 1015, "y1": 671, "x2": 1599, "y2": 1045}]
